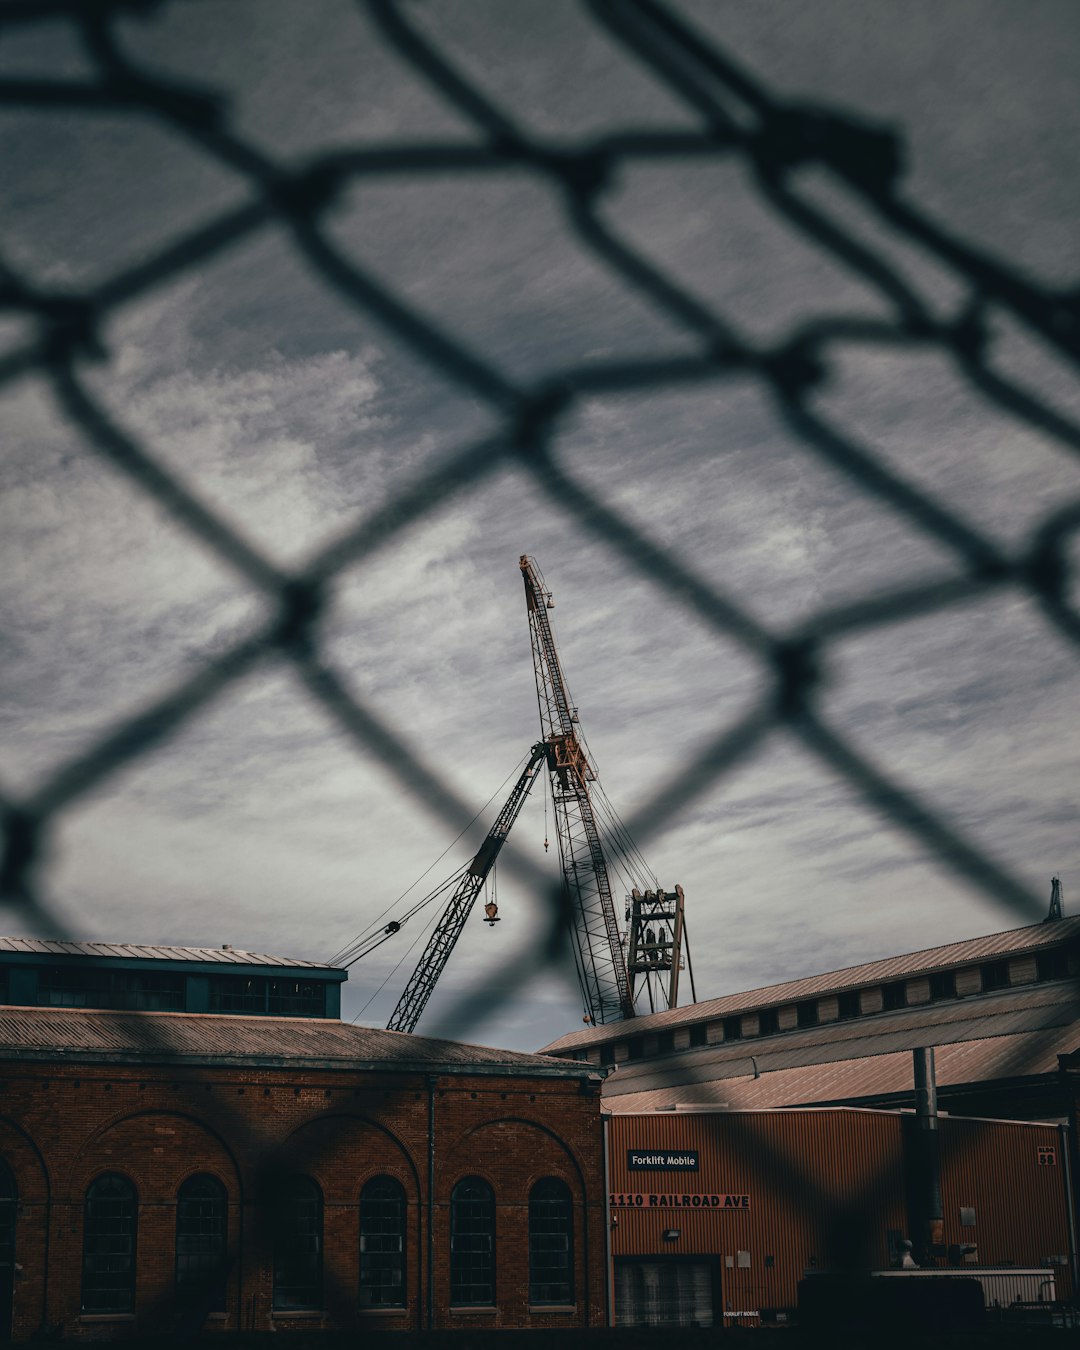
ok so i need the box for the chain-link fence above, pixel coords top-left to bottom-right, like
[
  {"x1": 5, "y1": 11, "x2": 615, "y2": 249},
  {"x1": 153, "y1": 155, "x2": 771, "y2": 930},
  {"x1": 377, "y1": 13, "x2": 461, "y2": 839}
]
[{"x1": 2, "y1": 0, "x2": 1078, "y2": 1336}]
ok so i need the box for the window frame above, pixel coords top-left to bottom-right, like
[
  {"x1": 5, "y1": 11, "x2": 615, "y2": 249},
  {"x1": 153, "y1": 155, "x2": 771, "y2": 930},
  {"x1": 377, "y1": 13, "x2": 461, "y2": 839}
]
[
  {"x1": 449, "y1": 1177, "x2": 495, "y2": 1307},
  {"x1": 175, "y1": 1174, "x2": 228, "y2": 1311},
  {"x1": 529, "y1": 1177, "x2": 574, "y2": 1307},
  {"x1": 796, "y1": 999, "x2": 819, "y2": 1028},
  {"x1": 881, "y1": 981, "x2": 907, "y2": 1012},
  {"x1": 979, "y1": 959, "x2": 1010, "y2": 993},
  {"x1": 82, "y1": 1173, "x2": 138, "y2": 1315},
  {"x1": 38, "y1": 966, "x2": 184, "y2": 1012},
  {"x1": 1036, "y1": 948, "x2": 1069, "y2": 982},
  {"x1": 359, "y1": 1176, "x2": 406, "y2": 1308},
  {"x1": 271, "y1": 1175, "x2": 323, "y2": 1312},
  {"x1": 929, "y1": 970, "x2": 957, "y2": 1001}
]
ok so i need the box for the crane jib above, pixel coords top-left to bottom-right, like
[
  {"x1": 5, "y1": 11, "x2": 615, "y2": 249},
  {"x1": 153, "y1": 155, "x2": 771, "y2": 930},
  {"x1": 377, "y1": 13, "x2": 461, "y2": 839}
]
[
  {"x1": 519, "y1": 555, "x2": 635, "y2": 1024},
  {"x1": 385, "y1": 741, "x2": 547, "y2": 1034}
]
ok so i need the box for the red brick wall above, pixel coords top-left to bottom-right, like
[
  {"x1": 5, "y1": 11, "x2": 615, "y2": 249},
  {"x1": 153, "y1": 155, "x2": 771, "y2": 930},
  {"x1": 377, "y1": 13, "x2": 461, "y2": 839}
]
[{"x1": 0, "y1": 1058, "x2": 606, "y2": 1339}]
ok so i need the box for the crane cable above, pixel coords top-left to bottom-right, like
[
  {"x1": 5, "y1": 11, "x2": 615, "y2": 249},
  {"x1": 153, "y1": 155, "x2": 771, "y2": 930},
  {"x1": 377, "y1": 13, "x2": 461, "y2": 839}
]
[
  {"x1": 326, "y1": 749, "x2": 533, "y2": 968},
  {"x1": 350, "y1": 877, "x2": 466, "y2": 1022},
  {"x1": 339, "y1": 866, "x2": 466, "y2": 969}
]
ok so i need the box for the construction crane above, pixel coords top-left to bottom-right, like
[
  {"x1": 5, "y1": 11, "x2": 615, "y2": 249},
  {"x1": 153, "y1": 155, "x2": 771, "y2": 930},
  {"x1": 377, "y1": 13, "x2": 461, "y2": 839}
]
[
  {"x1": 520, "y1": 555, "x2": 636, "y2": 1025},
  {"x1": 331, "y1": 560, "x2": 691, "y2": 1031},
  {"x1": 385, "y1": 743, "x2": 548, "y2": 1033}
]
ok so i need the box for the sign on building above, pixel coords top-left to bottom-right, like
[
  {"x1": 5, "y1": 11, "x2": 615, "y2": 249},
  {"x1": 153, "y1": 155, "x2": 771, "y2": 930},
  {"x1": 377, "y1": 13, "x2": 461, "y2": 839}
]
[{"x1": 627, "y1": 1149, "x2": 700, "y2": 1171}]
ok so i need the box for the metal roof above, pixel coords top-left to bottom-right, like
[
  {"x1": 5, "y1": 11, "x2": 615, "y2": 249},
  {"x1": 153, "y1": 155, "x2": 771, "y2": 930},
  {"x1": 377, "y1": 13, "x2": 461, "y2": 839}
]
[
  {"x1": 540, "y1": 915, "x2": 1080, "y2": 1054},
  {"x1": 604, "y1": 1024, "x2": 1080, "y2": 1113},
  {"x1": 599, "y1": 981, "x2": 1080, "y2": 1099},
  {"x1": 0, "y1": 936, "x2": 337, "y2": 970},
  {"x1": 0, "y1": 1006, "x2": 593, "y2": 1078}
]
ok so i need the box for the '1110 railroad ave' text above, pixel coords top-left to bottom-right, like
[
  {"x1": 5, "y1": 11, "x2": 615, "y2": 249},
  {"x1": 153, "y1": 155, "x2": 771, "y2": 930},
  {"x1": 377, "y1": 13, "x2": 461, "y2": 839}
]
[{"x1": 611, "y1": 1193, "x2": 750, "y2": 1208}]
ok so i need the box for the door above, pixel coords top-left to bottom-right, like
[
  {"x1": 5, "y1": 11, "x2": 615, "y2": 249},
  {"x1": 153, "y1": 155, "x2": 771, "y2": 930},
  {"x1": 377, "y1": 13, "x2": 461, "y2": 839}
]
[{"x1": 614, "y1": 1256, "x2": 718, "y2": 1328}]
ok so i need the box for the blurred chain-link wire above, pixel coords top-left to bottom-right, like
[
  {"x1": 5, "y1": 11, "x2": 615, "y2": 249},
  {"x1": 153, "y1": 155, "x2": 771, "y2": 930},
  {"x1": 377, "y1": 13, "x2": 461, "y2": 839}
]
[
  {"x1": 2, "y1": 0, "x2": 1079, "y2": 1335},
  {"x1": 3, "y1": 0, "x2": 1078, "y2": 967}
]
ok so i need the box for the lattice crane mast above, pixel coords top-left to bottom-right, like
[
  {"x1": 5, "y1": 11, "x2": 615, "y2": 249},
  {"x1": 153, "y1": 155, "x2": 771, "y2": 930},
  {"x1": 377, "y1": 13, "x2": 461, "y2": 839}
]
[
  {"x1": 386, "y1": 743, "x2": 548, "y2": 1033},
  {"x1": 520, "y1": 555, "x2": 635, "y2": 1024}
]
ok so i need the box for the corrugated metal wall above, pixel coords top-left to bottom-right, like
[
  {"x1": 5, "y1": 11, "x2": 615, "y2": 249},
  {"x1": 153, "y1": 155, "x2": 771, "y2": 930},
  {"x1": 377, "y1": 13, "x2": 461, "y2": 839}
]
[
  {"x1": 937, "y1": 1117, "x2": 1071, "y2": 1299},
  {"x1": 607, "y1": 1109, "x2": 1071, "y2": 1324}
]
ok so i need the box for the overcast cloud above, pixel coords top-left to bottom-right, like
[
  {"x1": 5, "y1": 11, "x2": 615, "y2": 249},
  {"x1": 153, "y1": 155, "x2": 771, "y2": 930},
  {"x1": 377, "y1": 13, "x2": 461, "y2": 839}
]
[{"x1": 2, "y1": 1, "x2": 1079, "y2": 1050}]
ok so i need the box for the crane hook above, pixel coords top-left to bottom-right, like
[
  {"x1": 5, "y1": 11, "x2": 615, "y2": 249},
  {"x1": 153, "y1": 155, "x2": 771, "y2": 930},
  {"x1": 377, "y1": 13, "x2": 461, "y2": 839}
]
[{"x1": 484, "y1": 900, "x2": 501, "y2": 925}]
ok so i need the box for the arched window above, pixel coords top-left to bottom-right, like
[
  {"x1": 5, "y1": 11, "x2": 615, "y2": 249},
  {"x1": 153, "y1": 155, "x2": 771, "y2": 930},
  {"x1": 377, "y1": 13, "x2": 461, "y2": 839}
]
[
  {"x1": 176, "y1": 1174, "x2": 228, "y2": 1310},
  {"x1": 82, "y1": 1174, "x2": 137, "y2": 1314},
  {"x1": 271, "y1": 1176, "x2": 322, "y2": 1311},
  {"x1": 359, "y1": 1176, "x2": 405, "y2": 1307},
  {"x1": 1, "y1": 1160, "x2": 17, "y2": 1339},
  {"x1": 529, "y1": 1178, "x2": 574, "y2": 1305},
  {"x1": 449, "y1": 1178, "x2": 494, "y2": 1306}
]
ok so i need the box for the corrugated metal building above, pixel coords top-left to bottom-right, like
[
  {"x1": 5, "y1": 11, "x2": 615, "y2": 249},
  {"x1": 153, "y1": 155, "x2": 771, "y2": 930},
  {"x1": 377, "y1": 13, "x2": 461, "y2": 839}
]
[
  {"x1": 542, "y1": 915, "x2": 1080, "y2": 1122},
  {"x1": 606, "y1": 1107, "x2": 1074, "y2": 1328},
  {"x1": 534, "y1": 913, "x2": 1080, "y2": 1328}
]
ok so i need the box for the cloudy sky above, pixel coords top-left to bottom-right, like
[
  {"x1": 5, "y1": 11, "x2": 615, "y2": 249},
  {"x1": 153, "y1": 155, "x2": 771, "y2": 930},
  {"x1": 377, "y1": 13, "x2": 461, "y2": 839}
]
[{"x1": 2, "y1": 0, "x2": 1079, "y2": 1051}]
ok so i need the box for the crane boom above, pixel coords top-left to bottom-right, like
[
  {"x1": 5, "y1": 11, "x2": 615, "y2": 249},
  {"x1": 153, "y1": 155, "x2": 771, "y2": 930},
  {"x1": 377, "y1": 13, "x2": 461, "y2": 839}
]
[
  {"x1": 520, "y1": 556, "x2": 635, "y2": 1024},
  {"x1": 386, "y1": 743, "x2": 548, "y2": 1033}
]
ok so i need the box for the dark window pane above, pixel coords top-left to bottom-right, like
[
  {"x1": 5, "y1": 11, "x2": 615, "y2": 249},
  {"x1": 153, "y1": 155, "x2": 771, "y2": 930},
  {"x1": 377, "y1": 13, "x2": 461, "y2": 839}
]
[
  {"x1": 656, "y1": 1031, "x2": 674, "y2": 1055},
  {"x1": 176, "y1": 1175, "x2": 227, "y2": 1311},
  {"x1": 796, "y1": 1000, "x2": 818, "y2": 1028},
  {"x1": 599, "y1": 1045, "x2": 615, "y2": 1066},
  {"x1": 360, "y1": 1177, "x2": 405, "y2": 1307},
  {"x1": 626, "y1": 1039, "x2": 643, "y2": 1061},
  {"x1": 268, "y1": 979, "x2": 324, "y2": 1017},
  {"x1": 529, "y1": 1179, "x2": 573, "y2": 1306},
  {"x1": 929, "y1": 971, "x2": 956, "y2": 1001},
  {"x1": 272, "y1": 1177, "x2": 322, "y2": 1311},
  {"x1": 980, "y1": 960, "x2": 1009, "y2": 993},
  {"x1": 1036, "y1": 948, "x2": 1069, "y2": 982},
  {"x1": 39, "y1": 966, "x2": 183, "y2": 1012},
  {"x1": 211, "y1": 976, "x2": 267, "y2": 1014},
  {"x1": 882, "y1": 982, "x2": 907, "y2": 1011},
  {"x1": 757, "y1": 1009, "x2": 779, "y2": 1036},
  {"x1": 722, "y1": 1016, "x2": 742, "y2": 1042},
  {"x1": 210, "y1": 975, "x2": 324, "y2": 1017},
  {"x1": 450, "y1": 1179, "x2": 494, "y2": 1306},
  {"x1": 836, "y1": 991, "x2": 860, "y2": 1021},
  {"x1": 688, "y1": 1023, "x2": 707, "y2": 1048},
  {"x1": 82, "y1": 1174, "x2": 137, "y2": 1313}
]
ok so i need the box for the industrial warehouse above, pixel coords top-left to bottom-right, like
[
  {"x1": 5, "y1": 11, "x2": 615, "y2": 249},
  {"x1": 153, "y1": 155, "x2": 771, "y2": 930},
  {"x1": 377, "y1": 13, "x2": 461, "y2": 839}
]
[
  {"x1": 1, "y1": 563, "x2": 1077, "y2": 1337},
  {"x1": 1, "y1": 912, "x2": 1078, "y2": 1338}
]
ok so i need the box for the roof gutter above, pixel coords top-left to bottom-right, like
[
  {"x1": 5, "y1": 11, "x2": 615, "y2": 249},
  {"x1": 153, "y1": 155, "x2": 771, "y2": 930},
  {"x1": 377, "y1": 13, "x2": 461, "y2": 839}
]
[{"x1": 0, "y1": 1046, "x2": 606, "y2": 1079}]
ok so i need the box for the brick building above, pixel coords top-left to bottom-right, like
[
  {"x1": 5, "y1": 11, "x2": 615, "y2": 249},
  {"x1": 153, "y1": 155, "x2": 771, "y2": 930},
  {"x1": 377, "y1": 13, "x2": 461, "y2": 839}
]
[{"x1": 0, "y1": 938, "x2": 606, "y2": 1340}]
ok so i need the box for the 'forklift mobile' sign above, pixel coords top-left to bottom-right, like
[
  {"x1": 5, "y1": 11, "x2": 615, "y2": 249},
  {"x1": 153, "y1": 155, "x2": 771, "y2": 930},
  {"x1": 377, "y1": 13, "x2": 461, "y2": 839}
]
[{"x1": 627, "y1": 1149, "x2": 700, "y2": 1171}]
